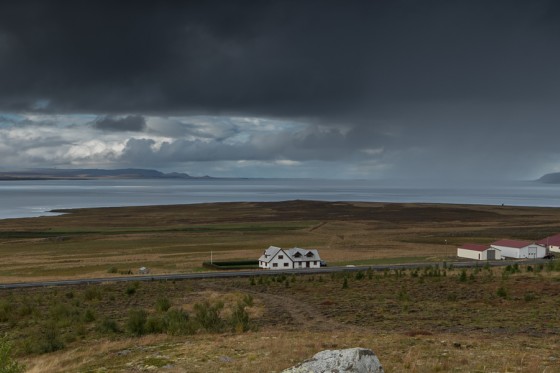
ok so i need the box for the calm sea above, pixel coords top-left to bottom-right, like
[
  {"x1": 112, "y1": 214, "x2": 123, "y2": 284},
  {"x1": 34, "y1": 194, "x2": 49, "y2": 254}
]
[{"x1": 1, "y1": 178, "x2": 560, "y2": 219}]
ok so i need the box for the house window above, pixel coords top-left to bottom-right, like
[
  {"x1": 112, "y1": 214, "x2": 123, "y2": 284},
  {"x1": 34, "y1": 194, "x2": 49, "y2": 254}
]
[
  {"x1": 294, "y1": 252, "x2": 302, "y2": 258},
  {"x1": 279, "y1": 255, "x2": 284, "y2": 259},
  {"x1": 314, "y1": 261, "x2": 317, "y2": 265},
  {"x1": 284, "y1": 263, "x2": 289, "y2": 267},
  {"x1": 273, "y1": 263, "x2": 278, "y2": 267}
]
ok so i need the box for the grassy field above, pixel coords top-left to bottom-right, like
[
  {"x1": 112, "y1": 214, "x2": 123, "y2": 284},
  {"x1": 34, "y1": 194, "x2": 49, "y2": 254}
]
[
  {"x1": 2, "y1": 200, "x2": 560, "y2": 372},
  {"x1": 2, "y1": 200, "x2": 560, "y2": 282},
  {"x1": 1, "y1": 264, "x2": 560, "y2": 372}
]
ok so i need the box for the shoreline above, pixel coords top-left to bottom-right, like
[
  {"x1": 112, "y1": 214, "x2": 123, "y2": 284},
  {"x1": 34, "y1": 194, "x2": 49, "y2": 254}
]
[{"x1": 2, "y1": 177, "x2": 560, "y2": 220}]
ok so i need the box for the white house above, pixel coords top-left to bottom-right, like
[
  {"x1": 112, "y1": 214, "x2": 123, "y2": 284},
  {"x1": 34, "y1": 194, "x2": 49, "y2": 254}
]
[
  {"x1": 258, "y1": 246, "x2": 322, "y2": 270},
  {"x1": 537, "y1": 233, "x2": 560, "y2": 253},
  {"x1": 285, "y1": 247, "x2": 321, "y2": 269},
  {"x1": 490, "y1": 239, "x2": 546, "y2": 259},
  {"x1": 457, "y1": 243, "x2": 502, "y2": 261}
]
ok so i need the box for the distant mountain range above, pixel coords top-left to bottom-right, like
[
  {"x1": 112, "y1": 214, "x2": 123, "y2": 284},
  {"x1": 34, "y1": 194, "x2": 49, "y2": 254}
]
[
  {"x1": 0, "y1": 168, "x2": 212, "y2": 180},
  {"x1": 537, "y1": 172, "x2": 560, "y2": 184}
]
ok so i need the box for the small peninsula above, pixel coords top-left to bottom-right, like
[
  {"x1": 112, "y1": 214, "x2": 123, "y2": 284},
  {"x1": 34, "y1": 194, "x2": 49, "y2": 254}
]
[{"x1": 537, "y1": 172, "x2": 560, "y2": 184}]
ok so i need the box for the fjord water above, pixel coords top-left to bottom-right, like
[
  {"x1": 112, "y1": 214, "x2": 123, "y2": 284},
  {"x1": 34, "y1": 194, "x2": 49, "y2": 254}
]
[{"x1": 1, "y1": 178, "x2": 559, "y2": 219}]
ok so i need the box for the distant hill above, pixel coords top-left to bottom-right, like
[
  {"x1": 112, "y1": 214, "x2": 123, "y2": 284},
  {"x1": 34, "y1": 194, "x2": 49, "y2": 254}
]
[
  {"x1": 0, "y1": 168, "x2": 211, "y2": 180},
  {"x1": 537, "y1": 172, "x2": 560, "y2": 184}
]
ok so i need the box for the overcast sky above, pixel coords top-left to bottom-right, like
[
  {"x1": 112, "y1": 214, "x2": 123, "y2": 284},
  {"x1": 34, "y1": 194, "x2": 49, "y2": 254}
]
[{"x1": 1, "y1": 0, "x2": 559, "y2": 180}]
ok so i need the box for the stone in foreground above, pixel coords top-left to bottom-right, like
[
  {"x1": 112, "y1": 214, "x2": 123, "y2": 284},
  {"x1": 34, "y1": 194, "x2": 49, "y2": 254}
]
[{"x1": 282, "y1": 347, "x2": 384, "y2": 373}]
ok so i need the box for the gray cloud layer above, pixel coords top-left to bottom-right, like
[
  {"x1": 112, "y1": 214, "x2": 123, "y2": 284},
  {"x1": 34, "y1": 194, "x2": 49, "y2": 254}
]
[
  {"x1": 1, "y1": 1, "x2": 560, "y2": 179},
  {"x1": 1, "y1": 1, "x2": 558, "y2": 116},
  {"x1": 94, "y1": 115, "x2": 147, "y2": 132}
]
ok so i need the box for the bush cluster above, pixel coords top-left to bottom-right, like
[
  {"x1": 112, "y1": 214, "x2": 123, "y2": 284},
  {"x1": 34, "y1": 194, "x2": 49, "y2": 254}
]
[
  {"x1": 0, "y1": 284, "x2": 255, "y2": 358},
  {"x1": 124, "y1": 297, "x2": 253, "y2": 337}
]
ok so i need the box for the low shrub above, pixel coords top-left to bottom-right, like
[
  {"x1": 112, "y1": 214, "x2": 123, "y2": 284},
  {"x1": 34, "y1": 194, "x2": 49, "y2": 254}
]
[
  {"x1": 32, "y1": 322, "x2": 65, "y2": 354},
  {"x1": 49, "y1": 302, "x2": 80, "y2": 324},
  {"x1": 497, "y1": 286, "x2": 508, "y2": 298},
  {"x1": 241, "y1": 294, "x2": 254, "y2": 307},
  {"x1": 0, "y1": 301, "x2": 13, "y2": 323},
  {"x1": 145, "y1": 315, "x2": 165, "y2": 334},
  {"x1": 229, "y1": 302, "x2": 250, "y2": 333},
  {"x1": 107, "y1": 266, "x2": 118, "y2": 274},
  {"x1": 126, "y1": 309, "x2": 147, "y2": 336},
  {"x1": 164, "y1": 309, "x2": 194, "y2": 336},
  {"x1": 17, "y1": 300, "x2": 35, "y2": 318},
  {"x1": 83, "y1": 286, "x2": 103, "y2": 301},
  {"x1": 155, "y1": 297, "x2": 171, "y2": 313},
  {"x1": 82, "y1": 308, "x2": 95, "y2": 322},
  {"x1": 193, "y1": 301, "x2": 224, "y2": 333},
  {"x1": 98, "y1": 318, "x2": 120, "y2": 334},
  {"x1": 524, "y1": 292, "x2": 536, "y2": 302},
  {"x1": 125, "y1": 285, "x2": 136, "y2": 296}
]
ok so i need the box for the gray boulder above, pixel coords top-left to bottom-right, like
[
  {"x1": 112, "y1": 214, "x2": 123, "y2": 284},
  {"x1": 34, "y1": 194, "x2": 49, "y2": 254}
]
[{"x1": 282, "y1": 347, "x2": 384, "y2": 373}]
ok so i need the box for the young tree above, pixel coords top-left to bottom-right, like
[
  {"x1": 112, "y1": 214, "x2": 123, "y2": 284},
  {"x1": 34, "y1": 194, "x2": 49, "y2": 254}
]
[{"x1": 0, "y1": 334, "x2": 24, "y2": 373}]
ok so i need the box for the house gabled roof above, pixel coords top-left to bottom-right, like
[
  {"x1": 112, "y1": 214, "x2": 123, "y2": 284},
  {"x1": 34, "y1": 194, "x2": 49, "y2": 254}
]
[
  {"x1": 258, "y1": 246, "x2": 283, "y2": 263},
  {"x1": 460, "y1": 243, "x2": 495, "y2": 252},
  {"x1": 537, "y1": 233, "x2": 560, "y2": 247},
  {"x1": 285, "y1": 247, "x2": 321, "y2": 262},
  {"x1": 491, "y1": 239, "x2": 534, "y2": 249}
]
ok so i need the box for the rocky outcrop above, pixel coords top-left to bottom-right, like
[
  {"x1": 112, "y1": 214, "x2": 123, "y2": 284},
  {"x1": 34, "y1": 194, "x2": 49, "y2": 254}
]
[{"x1": 282, "y1": 348, "x2": 384, "y2": 373}]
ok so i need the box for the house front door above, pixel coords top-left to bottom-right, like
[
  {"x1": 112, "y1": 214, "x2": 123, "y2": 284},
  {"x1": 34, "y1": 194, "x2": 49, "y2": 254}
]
[
  {"x1": 306, "y1": 261, "x2": 310, "y2": 268},
  {"x1": 487, "y1": 250, "x2": 495, "y2": 260}
]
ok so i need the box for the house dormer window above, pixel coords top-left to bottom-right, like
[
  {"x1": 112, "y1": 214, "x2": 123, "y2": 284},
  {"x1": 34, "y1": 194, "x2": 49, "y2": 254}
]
[
  {"x1": 305, "y1": 251, "x2": 314, "y2": 257},
  {"x1": 294, "y1": 252, "x2": 302, "y2": 258}
]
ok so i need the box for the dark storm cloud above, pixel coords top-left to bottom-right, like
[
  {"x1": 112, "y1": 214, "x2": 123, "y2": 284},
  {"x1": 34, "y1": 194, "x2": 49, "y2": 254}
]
[
  {"x1": 2, "y1": 1, "x2": 560, "y2": 179},
  {"x1": 0, "y1": 0, "x2": 558, "y2": 116},
  {"x1": 93, "y1": 115, "x2": 147, "y2": 132}
]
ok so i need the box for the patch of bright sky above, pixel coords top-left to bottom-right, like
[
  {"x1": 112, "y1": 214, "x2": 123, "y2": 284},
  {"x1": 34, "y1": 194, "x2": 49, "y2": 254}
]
[{"x1": 0, "y1": 112, "x2": 391, "y2": 179}]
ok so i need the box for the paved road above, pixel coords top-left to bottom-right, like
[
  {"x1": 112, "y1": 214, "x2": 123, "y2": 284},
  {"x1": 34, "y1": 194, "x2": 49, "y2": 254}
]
[{"x1": 0, "y1": 258, "x2": 552, "y2": 290}]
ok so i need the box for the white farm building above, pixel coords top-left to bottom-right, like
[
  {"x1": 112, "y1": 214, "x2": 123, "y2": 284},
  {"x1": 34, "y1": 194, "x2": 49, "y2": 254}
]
[
  {"x1": 258, "y1": 246, "x2": 322, "y2": 270},
  {"x1": 457, "y1": 244, "x2": 502, "y2": 261},
  {"x1": 490, "y1": 239, "x2": 546, "y2": 259},
  {"x1": 537, "y1": 233, "x2": 560, "y2": 253}
]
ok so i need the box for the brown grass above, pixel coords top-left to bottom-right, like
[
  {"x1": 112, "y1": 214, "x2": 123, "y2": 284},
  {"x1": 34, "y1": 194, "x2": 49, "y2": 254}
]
[
  {"x1": 2, "y1": 267, "x2": 560, "y2": 372},
  {"x1": 2, "y1": 201, "x2": 560, "y2": 371},
  {"x1": 2, "y1": 201, "x2": 560, "y2": 282}
]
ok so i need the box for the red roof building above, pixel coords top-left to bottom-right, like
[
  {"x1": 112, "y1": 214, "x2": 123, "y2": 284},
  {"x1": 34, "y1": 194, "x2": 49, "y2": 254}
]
[
  {"x1": 491, "y1": 239, "x2": 546, "y2": 259},
  {"x1": 537, "y1": 233, "x2": 560, "y2": 253},
  {"x1": 491, "y1": 239, "x2": 533, "y2": 249},
  {"x1": 457, "y1": 243, "x2": 501, "y2": 260},
  {"x1": 460, "y1": 243, "x2": 491, "y2": 252}
]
